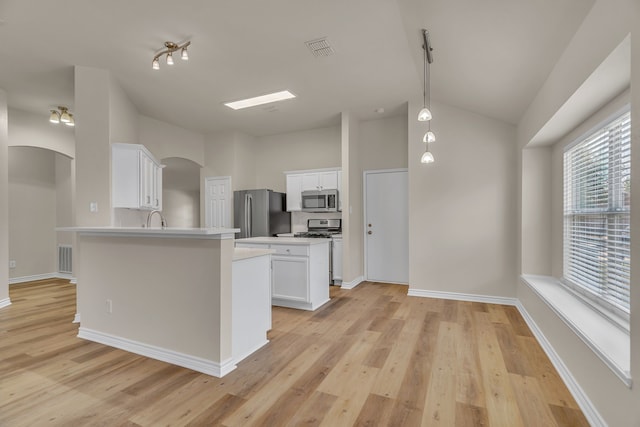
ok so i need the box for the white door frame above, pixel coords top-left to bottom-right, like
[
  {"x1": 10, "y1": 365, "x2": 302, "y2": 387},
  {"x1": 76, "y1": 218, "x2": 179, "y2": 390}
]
[
  {"x1": 363, "y1": 168, "x2": 409, "y2": 284},
  {"x1": 204, "y1": 176, "x2": 232, "y2": 228}
]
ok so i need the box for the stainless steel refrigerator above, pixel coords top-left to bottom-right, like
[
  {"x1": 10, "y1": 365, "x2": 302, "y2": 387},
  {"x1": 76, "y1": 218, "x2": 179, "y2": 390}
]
[{"x1": 234, "y1": 189, "x2": 291, "y2": 238}]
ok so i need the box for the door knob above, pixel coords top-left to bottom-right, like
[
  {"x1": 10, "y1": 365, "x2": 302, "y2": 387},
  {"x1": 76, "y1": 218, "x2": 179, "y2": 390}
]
[{"x1": 368, "y1": 231, "x2": 372, "y2": 235}]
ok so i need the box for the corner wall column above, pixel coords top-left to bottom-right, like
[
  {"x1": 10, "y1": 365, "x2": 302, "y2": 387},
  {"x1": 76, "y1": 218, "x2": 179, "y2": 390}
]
[{"x1": 0, "y1": 89, "x2": 9, "y2": 308}]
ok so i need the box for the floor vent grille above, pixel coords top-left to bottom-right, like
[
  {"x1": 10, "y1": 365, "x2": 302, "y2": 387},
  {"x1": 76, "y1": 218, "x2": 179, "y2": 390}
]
[{"x1": 58, "y1": 245, "x2": 72, "y2": 274}]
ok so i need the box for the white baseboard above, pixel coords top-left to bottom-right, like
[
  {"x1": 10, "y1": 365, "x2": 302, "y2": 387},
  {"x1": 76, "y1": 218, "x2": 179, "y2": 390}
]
[
  {"x1": 9, "y1": 273, "x2": 75, "y2": 285},
  {"x1": 78, "y1": 327, "x2": 237, "y2": 378},
  {"x1": 233, "y1": 340, "x2": 269, "y2": 365},
  {"x1": 340, "y1": 275, "x2": 364, "y2": 290},
  {"x1": 73, "y1": 313, "x2": 81, "y2": 323},
  {"x1": 515, "y1": 301, "x2": 606, "y2": 427},
  {"x1": 407, "y1": 288, "x2": 517, "y2": 306},
  {"x1": 0, "y1": 297, "x2": 11, "y2": 309},
  {"x1": 407, "y1": 287, "x2": 604, "y2": 427}
]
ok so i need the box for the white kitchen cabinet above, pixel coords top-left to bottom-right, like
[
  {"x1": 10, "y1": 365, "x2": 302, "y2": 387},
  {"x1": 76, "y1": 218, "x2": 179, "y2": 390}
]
[
  {"x1": 301, "y1": 171, "x2": 338, "y2": 191},
  {"x1": 285, "y1": 174, "x2": 303, "y2": 211},
  {"x1": 235, "y1": 238, "x2": 330, "y2": 311},
  {"x1": 112, "y1": 143, "x2": 163, "y2": 210},
  {"x1": 271, "y1": 255, "x2": 309, "y2": 301},
  {"x1": 284, "y1": 168, "x2": 341, "y2": 211},
  {"x1": 337, "y1": 170, "x2": 342, "y2": 212}
]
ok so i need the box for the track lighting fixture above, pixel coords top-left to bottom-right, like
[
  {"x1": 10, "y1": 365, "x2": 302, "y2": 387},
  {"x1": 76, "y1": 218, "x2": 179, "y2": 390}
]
[
  {"x1": 49, "y1": 106, "x2": 74, "y2": 127},
  {"x1": 152, "y1": 41, "x2": 190, "y2": 70},
  {"x1": 418, "y1": 29, "x2": 436, "y2": 164}
]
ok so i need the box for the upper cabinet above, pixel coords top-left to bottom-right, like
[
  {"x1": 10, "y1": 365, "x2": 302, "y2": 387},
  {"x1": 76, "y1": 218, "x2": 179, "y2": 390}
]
[
  {"x1": 284, "y1": 168, "x2": 341, "y2": 212},
  {"x1": 112, "y1": 143, "x2": 163, "y2": 210}
]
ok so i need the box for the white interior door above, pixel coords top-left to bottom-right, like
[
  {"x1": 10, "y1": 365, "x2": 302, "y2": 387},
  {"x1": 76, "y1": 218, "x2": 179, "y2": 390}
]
[
  {"x1": 364, "y1": 169, "x2": 408, "y2": 284},
  {"x1": 205, "y1": 176, "x2": 231, "y2": 228}
]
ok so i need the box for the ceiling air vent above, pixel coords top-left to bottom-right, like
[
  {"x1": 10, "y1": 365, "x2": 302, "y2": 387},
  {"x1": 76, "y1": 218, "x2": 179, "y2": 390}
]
[{"x1": 305, "y1": 37, "x2": 334, "y2": 57}]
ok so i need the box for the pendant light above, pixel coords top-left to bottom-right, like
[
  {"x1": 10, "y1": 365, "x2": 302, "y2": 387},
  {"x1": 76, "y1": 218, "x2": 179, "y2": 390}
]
[
  {"x1": 418, "y1": 29, "x2": 436, "y2": 164},
  {"x1": 423, "y1": 130, "x2": 436, "y2": 143},
  {"x1": 417, "y1": 29, "x2": 433, "y2": 122},
  {"x1": 421, "y1": 149, "x2": 435, "y2": 164}
]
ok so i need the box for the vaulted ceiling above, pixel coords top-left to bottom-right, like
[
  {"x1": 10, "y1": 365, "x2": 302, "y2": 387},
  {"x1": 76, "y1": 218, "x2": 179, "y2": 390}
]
[{"x1": 0, "y1": 0, "x2": 594, "y2": 137}]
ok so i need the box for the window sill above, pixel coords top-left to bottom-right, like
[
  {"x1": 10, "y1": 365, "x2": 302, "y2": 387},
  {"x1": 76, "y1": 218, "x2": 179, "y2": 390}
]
[{"x1": 521, "y1": 274, "x2": 631, "y2": 387}]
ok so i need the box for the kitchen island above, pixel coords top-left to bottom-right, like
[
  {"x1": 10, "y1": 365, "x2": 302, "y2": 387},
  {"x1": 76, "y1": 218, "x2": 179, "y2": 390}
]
[
  {"x1": 58, "y1": 227, "x2": 273, "y2": 378},
  {"x1": 235, "y1": 237, "x2": 330, "y2": 311}
]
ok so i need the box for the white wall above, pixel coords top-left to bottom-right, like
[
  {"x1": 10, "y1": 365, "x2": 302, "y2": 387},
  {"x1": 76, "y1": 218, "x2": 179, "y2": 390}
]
[
  {"x1": 0, "y1": 89, "x2": 9, "y2": 305},
  {"x1": 521, "y1": 146, "x2": 552, "y2": 275},
  {"x1": 8, "y1": 108, "x2": 75, "y2": 158},
  {"x1": 56, "y1": 153, "x2": 74, "y2": 247},
  {"x1": 109, "y1": 80, "x2": 139, "y2": 145},
  {"x1": 359, "y1": 115, "x2": 408, "y2": 170},
  {"x1": 254, "y1": 126, "x2": 341, "y2": 193},
  {"x1": 516, "y1": 0, "x2": 639, "y2": 424},
  {"x1": 341, "y1": 112, "x2": 363, "y2": 283},
  {"x1": 140, "y1": 115, "x2": 205, "y2": 167},
  {"x1": 74, "y1": 66, "x2": 112, "y2": 227},
  {"x1": 203, "y1": 131, "x2": 256, "y2": 191},
  {"x1": 408, "y1": 100, "x2": 517, "y2": 297},
  {"x1": 8, "y1": 147, "x2": 57, "y2": 278}
]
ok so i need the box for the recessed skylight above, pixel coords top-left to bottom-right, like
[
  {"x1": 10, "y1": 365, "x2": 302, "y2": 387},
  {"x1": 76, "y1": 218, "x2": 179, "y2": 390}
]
[{"x1": 224, "y1": 90, "x2": 296, "y2": 110}]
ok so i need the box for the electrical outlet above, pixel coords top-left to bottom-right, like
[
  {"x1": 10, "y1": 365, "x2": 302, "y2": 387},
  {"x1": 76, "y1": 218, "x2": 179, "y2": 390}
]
[
  {"x1": 9, "y1": 260, "x2": 16, "y2": 269},
  {"x1": 106, "y1": 299, "x2": 112, "y2": 314},
  {"x1": 90, "y1": 202, "x2": 98, "y2": 212}
]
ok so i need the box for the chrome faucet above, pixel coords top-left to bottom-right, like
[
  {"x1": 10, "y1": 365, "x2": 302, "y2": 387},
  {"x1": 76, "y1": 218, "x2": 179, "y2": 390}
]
[{"x1": 146, "y1": 210, "x2": 167, "y2": 229}]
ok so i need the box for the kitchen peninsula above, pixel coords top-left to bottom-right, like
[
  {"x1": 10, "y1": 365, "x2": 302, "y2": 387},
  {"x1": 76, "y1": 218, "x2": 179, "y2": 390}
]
[
  {"x1": 58, "y1": 226, "x2": 272, "y2": 378},
  {"x1": 235, "y1": 237, "x2": 330, "y2": 311}
]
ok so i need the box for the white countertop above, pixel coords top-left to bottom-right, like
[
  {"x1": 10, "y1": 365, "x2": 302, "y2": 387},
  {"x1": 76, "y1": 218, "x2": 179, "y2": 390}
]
[
  {"x1": 233, "y1": 247, "x2": 275, "y2": 261},
  {"x1": 56, "y1": 226, "x2": 240, "y2": 239},
  {"x1": 236, "y1": 237, "x2": 331, "y2": 245}
]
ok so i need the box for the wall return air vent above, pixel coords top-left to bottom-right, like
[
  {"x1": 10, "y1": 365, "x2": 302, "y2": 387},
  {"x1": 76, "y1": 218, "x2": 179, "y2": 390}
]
[{"x1": 305, "y1": 37, "x2": 334, "y2": 57}]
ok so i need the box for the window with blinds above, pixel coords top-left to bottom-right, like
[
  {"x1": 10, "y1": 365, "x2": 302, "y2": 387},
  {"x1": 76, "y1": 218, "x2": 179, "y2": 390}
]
[{"x1": 563, "y1": 110, "x2": 631, "y2": 316}]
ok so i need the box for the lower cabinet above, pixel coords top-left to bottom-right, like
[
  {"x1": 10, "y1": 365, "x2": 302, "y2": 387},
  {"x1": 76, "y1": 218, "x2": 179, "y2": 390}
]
[
  {"x1": 235, "y1": 240, "x2": 330, "y2": 311},
  {"x1": 271, "y1": 255, "x2": 309, "y2": 302}
]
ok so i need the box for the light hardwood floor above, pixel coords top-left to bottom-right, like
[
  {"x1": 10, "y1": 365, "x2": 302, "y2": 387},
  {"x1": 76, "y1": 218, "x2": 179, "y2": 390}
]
[{"x1": 0, "y1": 279, "x2": 589, "y2": 426}]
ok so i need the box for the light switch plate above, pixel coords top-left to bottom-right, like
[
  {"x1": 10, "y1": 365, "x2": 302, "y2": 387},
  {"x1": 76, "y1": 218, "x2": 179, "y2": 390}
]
[{"x1": 90, "y1": 202, "x2": 98, "y2": 212}]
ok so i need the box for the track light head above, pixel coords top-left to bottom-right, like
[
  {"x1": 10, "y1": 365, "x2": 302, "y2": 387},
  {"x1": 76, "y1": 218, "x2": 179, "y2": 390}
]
[{"x1": 49, "y1": 110, "x2": 60, "y2": 124}]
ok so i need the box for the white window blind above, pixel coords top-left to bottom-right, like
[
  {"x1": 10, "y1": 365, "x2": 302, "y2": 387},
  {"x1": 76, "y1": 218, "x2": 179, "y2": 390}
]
[{"x1": 563, "y1": 111, "x2": 631, "y2": 315}]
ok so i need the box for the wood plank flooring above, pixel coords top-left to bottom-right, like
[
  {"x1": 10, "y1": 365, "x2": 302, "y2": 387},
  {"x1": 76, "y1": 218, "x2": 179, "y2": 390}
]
[{"x1": 0, "y1": 279, "x2": 589, "y2": 426}]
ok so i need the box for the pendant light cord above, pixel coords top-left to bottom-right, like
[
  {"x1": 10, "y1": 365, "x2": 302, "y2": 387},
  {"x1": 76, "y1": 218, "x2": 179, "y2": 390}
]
[{"x1": 423, "y1": 42, "x2": 428, "y2": 108}]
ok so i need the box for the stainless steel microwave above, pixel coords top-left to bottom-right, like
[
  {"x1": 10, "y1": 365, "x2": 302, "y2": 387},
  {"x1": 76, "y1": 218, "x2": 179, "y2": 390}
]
[{"x1": 301, "y1": 189, "x2": 339, "y2": 212}]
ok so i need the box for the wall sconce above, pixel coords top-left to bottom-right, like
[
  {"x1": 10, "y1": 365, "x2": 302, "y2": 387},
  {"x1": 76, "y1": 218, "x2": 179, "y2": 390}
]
[
  {"x1": 152, "y1": 41, "x2": 191, "y2": 70},
  {"x1": 49, "y1": 106, "x2": 74, "y2": 127}
]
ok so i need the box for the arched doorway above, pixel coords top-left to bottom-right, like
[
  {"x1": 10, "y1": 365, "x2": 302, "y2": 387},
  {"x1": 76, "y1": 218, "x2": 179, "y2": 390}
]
[
  {"x1": 161, "y1": 157, "x2": 201, "y2": 228},
  {"x1": 8, "y1": 146, "x2": 73, "y2": 282}
]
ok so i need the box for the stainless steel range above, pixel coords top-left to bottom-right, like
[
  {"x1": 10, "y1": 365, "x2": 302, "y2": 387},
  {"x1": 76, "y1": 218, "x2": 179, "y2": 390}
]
[
  {"x1": 294, "y1": 219, "x2": 341, "y2": 238},
  {"x1": 295, "y1": 219, "x2": 341, "y2": 284}
]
